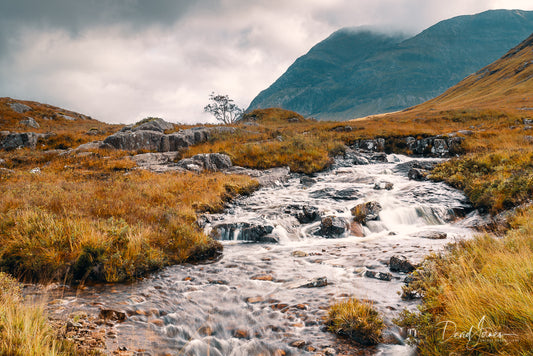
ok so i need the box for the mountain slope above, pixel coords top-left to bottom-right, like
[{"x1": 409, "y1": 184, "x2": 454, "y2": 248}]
[{"x1": 248, "y1": 10, "x2": 533, "y2": 120}]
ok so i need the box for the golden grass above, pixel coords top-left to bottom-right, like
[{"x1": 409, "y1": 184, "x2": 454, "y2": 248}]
[
  {"x1": 0, "y1": 149, "x2": 258, "y2": 283},
  {"x1": 0, "y1": 272, "x2": 80, "y2": 356},
  {"x1": 396, "y1": 209, "x2": 533, "y2": 355},
  {"x1": 326, "y1": 297, "x2": 385, "y2": 345}
]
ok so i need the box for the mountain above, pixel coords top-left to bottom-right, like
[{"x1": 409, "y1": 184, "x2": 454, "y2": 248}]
[
  {"x1": 400, "y1": 31, "x2": 533, "y2": 115},
  {"x1": 248, "y1": 10, "x2": 533, "y2": 120}
]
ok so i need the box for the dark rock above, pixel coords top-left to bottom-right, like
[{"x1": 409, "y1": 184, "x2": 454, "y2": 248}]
[
  {"x1": 373, "y1": 182, "x2": 393, "y2": 190},
  {"x1": 352, "y1": 155, "x2": 370, "y2": 165},
  {"x1": 103, "y1": 130, "x2": 164, "y2": 151},
  {"x1": 364, "y1": 270, "x2": 393, "y2": 281},
  {"x1": 318, "y1": 216, "x2": 348, "y2": 238},
  {"x1": 289, "y1": 340, "x2": 307, "y2": 348},
  {"x1": 0, "y1": 132, "x2": 39, "y2": 150},
  {"x1": 98, "y1": 309, "x2": 126, "y2": 322},
  {"x1": 20, "y1": 117, "x2": 39, "y2": 128},
  {"x1": 331, "y1": 188, "x2": 359, "y2": 200},
  {"x1": 9, "y1": 102, "x2": 31, "y2": 113},
  {"x1": 389, "y1": 255, "x2": 416, "y2": 273},
  {"x1": 284, "y1": 204, "x2": 321, "y2": 224},
  {"x1": 300, "y1": 176, "x2": 316, "y2": 186},
  {"x1": 211, "y1": 222, "x2": 277, "y2": 243},
  {"x1": 351, "y1": 201, "x2": 382, "y2": 223},
  {"x1": 370, "y1": 152, "x2": 388, "y2": 162},
  {"x1": 296, "y1": 276, "x2": 327, "y2": 288},
  {"x1": 408, "y1": 168, "x2": 427, "y2": 181}
]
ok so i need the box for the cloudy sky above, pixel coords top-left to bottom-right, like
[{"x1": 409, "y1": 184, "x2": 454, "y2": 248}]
[{"x1": 1, "y1": 0, "x2": 532, "y2": 124}]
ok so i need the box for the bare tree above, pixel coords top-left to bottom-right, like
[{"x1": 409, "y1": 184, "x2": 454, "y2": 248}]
[{"x1": 204, "y1": 92, "x2": 243, "y2": 124}]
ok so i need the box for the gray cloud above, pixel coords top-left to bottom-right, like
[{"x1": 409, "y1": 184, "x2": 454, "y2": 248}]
[{"x1": 0, "y1": 0, "x2": 532, "y2": 124}]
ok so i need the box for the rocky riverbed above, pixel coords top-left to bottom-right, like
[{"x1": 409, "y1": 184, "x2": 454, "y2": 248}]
[{"x1": 32, "y1": 152, "x2": 478, "y2": 356}]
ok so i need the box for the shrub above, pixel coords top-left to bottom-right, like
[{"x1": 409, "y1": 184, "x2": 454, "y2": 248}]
[{"x1": 326, "y1": 297, "x2": 385, "y2": 345}]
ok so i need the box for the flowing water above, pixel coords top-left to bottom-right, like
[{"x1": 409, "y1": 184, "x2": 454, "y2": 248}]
[{"x1": 43, "y1": 154, "x2": 476, "y2": 355}]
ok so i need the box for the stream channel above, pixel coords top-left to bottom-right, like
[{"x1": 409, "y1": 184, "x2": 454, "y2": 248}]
[{"x1": 42, "y1": 152, "x2": 477, "y2": 355}]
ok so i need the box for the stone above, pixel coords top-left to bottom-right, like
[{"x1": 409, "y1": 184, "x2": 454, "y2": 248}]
[
  {"x1": 98, "y1": 309, "x2": 126, "y2": 322},
  {"x1": 370, "y1": 152, "x2": 388, "y2": 162},
  {"x1": 352, "y1": 155, "x2": 370, "y2": 165},
  {"x1": 291, "y1": 250, "x2": 309, "y2": 257},
  {"x1": 364, "y1": 270, "x2": 393, "y2": 281},
  {"x1": 20, "y1": 117, "x2": 39, "y2": 128},
  {"x1": 297, "y1": 276, "x2": 327, "y2": 288},
  {"x1": 233, "y1": 329, "x2": 249, "y2": 339},
  {"x1": 349, "y1": 221, "x2": 364, "y2": 237},
  {"x1": 389, "y1": 255, "x2": 416, "y2": 273},
  {"x1": 9, "y1": 102, "x2": 32, "y2": 113},
  {"x1": 351, "y1": 201, "x2": 382, "y2": 223},
  {"x1": 177, "y1": 153, "x2": 232, "y2": 172},
  {"x1": 408, "y1": 168, "x2": 427, "y2": 181},
  {"x1": 251, "y1": 274, "x2": 274, "y2": 281},
  {"x1": 374, "y1": 182, "x2": 393, "y2": 190},
  {"x1": 61, "y1": 114, "x2": 77, "y2": 121},
  {"x1": 210, "y1": 222, "x2": 277, "y2": 243},
  {"x1": 299, "y1": 175, "x2": 316, "y2": 186},
  {"x1": 415, "y1": 231, "x2": 447, "y2": 239},
  {"x1": 284, "y1": 204, "x2": 320, "y2": 224},
  {"x1": 132, "y1": 118, "x2": 174, "y2": 133},
  {"x1": 289, "y1": 340, "x2": 306, "y2": 348},
  {"x1": 73, "y1": 141, "x2": 114, "y2": 152},
  {"x1": 29, "y1": 167, "x2": 41, "y2": 174},
  {"x1": 318, "y1": 216, "x2": 348, "y2": 238},
  {"x1": 0, "y1": 132, "x2": 39, "y2": 150},
  {"x1": 246, "y1": 296, "x2": 264, "y2": 303}
]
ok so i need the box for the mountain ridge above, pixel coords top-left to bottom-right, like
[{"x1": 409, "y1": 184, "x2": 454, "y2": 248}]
[{"x1": 248, "y1": 9, "x2": 533, "y2": 120}]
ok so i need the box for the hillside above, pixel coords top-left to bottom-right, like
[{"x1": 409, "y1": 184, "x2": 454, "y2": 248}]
[
  {"x1": 0, "y1": 97, "x2": 119, "y2": 149},
  {"x1": 248, "y1": 9, "x2": 533, "y2": 120}
]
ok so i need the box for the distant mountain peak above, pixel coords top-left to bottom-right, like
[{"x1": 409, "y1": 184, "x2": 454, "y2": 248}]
[{"x1": 248, "y1": 10, "x2": 533, "y2": 120}]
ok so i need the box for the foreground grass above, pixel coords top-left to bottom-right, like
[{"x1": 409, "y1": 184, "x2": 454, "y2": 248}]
[
  {"x1": 0, "y1": 272, "x2": 80, "y2": 356},
  {"x1": 326, "y1": 298, "x2": 385, "y2": 346},
  {"x1": 396, "y1": 207, "x2": 533, "y2": 355},
  {"x1": 0, "y1": 149, "x2": 258, "y2": 283}
]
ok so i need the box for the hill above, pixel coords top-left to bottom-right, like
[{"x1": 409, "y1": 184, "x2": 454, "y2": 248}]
[{"x1": 248, "y1": 9, "x2": 533, "y2": 120}]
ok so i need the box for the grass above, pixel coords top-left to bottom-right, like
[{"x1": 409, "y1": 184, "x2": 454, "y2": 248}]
[
  {"x1": 326, "y1": 297, "x2": 385, "y2": 345},
  {"x1": 396, "y1": 208, "x2": 533, "y2": 355},
  {"x1": 0, "y1": 272, "x2": 81, "y2": 356},
  {"x1": 0, "y1": 149, "x2": 258, "y2": 283}
]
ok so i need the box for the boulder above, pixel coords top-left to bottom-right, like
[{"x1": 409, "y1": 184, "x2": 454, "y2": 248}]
[
  {"x1": 73, "y1": 141, "x2": 114, "y2": 152},
  {"x1": 284, "y1": 204, "x2": 320, "y2": 224},
  {"x1": 103, "y1": 130, "x2": 164, "y2": 151},
  {"x1": 132, "y1": 118, "x2": 174, "y2": 133},
  {"x1": 20, "y1": 117, "x2": 39, "y2": 128},
  {"x1": 408, "y1": 168, "x2": 427, "y2": 181},
  {"x1": 61, "y1": 114, "x2": 77, "y2": 121},
  {"x1": 389, "y1": 255, "x2": 416, "y2": 273},
  {"x1": 177, "y1": 153, "x2": 232, "y2": 172},
  {"x1": 318, "y1": 216, "x2": 348, "y2": 238},
  {"x1": 0, "y1": 132, "x2": 39, "y2": 150},
  {"x1": 210, "y1": 222, "x2": 277, "y2": 243},
  {"x1": 9, "y1": 102, "x2": 32, "y2": 113},
  {"x1": 414, "y1": 231, "x2": 447, "y2": 240},
  {"x1": 288, "y1": 276, "x2": 328, "y2": 289},
  {"x1": 351, "y1": 201, "x2": 382, "y2": 223},
  {"x1": 373, "y1": 182, "x2": 393, "y2": 190}
]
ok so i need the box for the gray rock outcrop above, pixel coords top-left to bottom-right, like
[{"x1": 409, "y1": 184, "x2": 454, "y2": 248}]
[
  {"x1": 0, "y1": 132, "x2": 39, "y2": 150},
  {"x1": 20, "y1": 117, "x2": 39, "y2": 128},
  {"x1": 9, "y1": 102, "x2": 32, "y2": 113},
  {"x1": 177, "y1": 153, "x2": 232, "y2": 172},
  {"x1": 210, "y1": 222, "x2": 277, "y2": 243},
  {"x1": 317, "y1": 216, "x2": 348, "y2": 238}
]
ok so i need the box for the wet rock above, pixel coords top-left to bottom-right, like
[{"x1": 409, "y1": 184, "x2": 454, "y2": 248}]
[
  {"x1": 284, "y1": 204, "x2": 320, "y2": 224},
  {"x1": 331, "y1": 188, "x2": 359, "y2": 200},
  {"x1": 246, "y1": 296, "x2": 264, "y2": 303},
  {"x1": 177, "y1": 153, "x2": 232, "y2": 172},
  {"x1": 291, "y1": 250, "x2": 309, "y2": 257},
  {"x1": 98, "y1": 309, "x2": 126, "y2": 322},
  {"x1": 295, "y1": 276, "x2": 327, "y2": 288},
  {"x1": 210, "y1": 222, "x2": 277, "y2": 243},
  {"x1": 373, "y1": 182, "x2": 393, "y2": 190},
  {"x1": 251, "y1": 274, "x2": 274, "y2": 281},
  {"x1": 323, "y1": 347, "x2": 336, "y2": 356},
  {"x1": 352, "y1": 155, "x2": 370, "y2": 165},
  {"x1": 289, "y1": 340, "x2": 306, "y2": 348},
  {"x1": 299, "y1": 175, "x2": 316, "y2": 186},
  {"x1": 408, "y1": 167, "x2": 427, "y2": 181},
  {"x1": 351, "y1": 201, "x2": 382, "y2": 223},
  {"x1": 415, "y1": 231, "x2": 447, "y2": 239},
  {"x1": 370, "y1": 152, "x2": 388, "y2": 162},
  {"x1": 9, "y1": 102, "x2": 32, "y2": 113},
  {"x1": 233, "y1": 329, "x2": 249, "y2": 339},
  {"x1": 357, "y1": 138, "x2": 385, "y2": 152},
  {"x1": 20, "y1": 117, "x2": 39, "y2": 128},
  {"x1": 364, "y1": 270, "x2": 393, "y2": 281},
  {"x1": 318, "y1": 216, "x2": 348, "y2": 238},
  {"x1": 349, "y1": 221, "x2": 364, "y2": 237},
  {"x1": 389, "y1": 255, "x2": 416, "y2": 273}
]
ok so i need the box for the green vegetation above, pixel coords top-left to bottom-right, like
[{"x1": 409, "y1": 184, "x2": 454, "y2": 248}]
[{"x1": 326, "y1": 297, "x2": 385, "y2": 345}]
